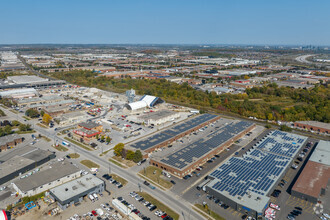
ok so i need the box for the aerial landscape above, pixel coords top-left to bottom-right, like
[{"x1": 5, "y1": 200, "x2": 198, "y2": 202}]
[{"x1": 0, "y1": 1, "x2": 329, "y2": 220}]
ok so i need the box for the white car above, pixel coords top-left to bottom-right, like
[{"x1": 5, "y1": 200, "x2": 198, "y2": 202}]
[
  {"x1": 323, "y1": 213, "x2": 330, "y2": 218},
  {"x1": 101, "y1": 204, "x2": 106, "y2": 209}
]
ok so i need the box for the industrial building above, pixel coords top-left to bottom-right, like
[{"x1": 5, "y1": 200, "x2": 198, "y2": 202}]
[
  {"x1": 57, "y1": 111, "x2": 86, "y2": 126},
  {"x1": 72, "y1": 121, "x2": 103, "y2": 143},
  {"x1": 13, "y1": 161, "x2": 81, "y2": 197},
  {"x1": 136, "y1": 110, "x2": 180, "y2": 125},
  {"x1": 7, "y1": 75, "x2": 49, "y2": 84},
  {"x1": 130, "y1": 114, "x2": 220, "y2": 154},
  {"x1": 50, "y1": 174, "x2": 104, "y2": 210},
  {"x1": 205, "y1": 130, "x2": 308, "y2": 218},
  {"x1": 293, "y1": 121, "x2": 330, "y2": 135},
  {"x1": 124, "y1": 95, "x2": 164, "y2": 111},
  {"x1": 0, "y1": 134, "x2": 24, "y2": 152},
  {"x1": 150, "y1": 121, "x2": 255, "y2": 178},
  {"x1": 0, "y1": 146, "x2": 56, "y2": 185},
  {"x1": 0, "y1": 88, "x2": 38, "y2": 98},
  {"x1": 292, "y1": 140, "x2": 330, "y2": 203}
]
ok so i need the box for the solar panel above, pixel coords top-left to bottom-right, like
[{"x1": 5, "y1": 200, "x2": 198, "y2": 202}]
[
  {"x1": 208, "y1": 130, "x2": 307, "y2": 199},
  {"x1": 130, "y1": 114, "x2": 218, "y2": 150},
  {"x1": 159, "y1": 121, "x2": 254, "y2": 169}
]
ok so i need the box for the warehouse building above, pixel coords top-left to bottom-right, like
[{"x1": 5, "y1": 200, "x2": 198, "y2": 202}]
[
  {"x1": 0, "y1": 134, "x2": 24, "y2": 152},
  {"x1": 57, "y1": 111, "x2": 86, "y2": 126},
  {"x1": 0, "y1": 146, "x2": 56, "y2": 185},
  {"x1": 0, "y1": 88, "x2": 37, "y2": 98},
  {"x1": 50, "y1": 174, "x2": 104, "y2": 210},
  {"x1": 293, "y1": 121, "x2": 330, "y2": 135},
  {"x1": 136, "y1": 110, "x2": 180, "y2": 126},
  {"x1": 205, "y1": 131, "x2": 307, "y2": 218},
  {"x1": 130, "y1": 114, "x2": 220, "y2": 154},
  {"x1": 292, "y1": 140, "x2": 330, "y2": 203},
  {"x1": 150, "y1": 121, "x2": 255, "y2": 178},
  {"x1": 124, "y1": 95, "x2": 164, "y2": 111},
  {"x1": 13, "y1": 161, "x2": 81, "y2": 197}
]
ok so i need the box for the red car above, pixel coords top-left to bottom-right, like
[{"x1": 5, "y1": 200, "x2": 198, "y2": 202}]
[
  {"x1": 92, "y1": 210, "x2": 97, "y2": 216},
  {"x1": 161, "y1": 214, "x2": 167, "y2": 218}
]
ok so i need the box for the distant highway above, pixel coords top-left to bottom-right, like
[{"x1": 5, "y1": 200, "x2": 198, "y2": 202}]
[
  {"x1": 17, "y1": 54, "x2": 58, "y2": 81},
  {"x1": 295, "y1": 54, "x2": 314, "y2": 64}
]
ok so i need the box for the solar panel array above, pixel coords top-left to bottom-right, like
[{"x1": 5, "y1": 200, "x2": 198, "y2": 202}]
[
  {"x1": 159, "y1": 121, "x2": 254, "y2": 170},
  {"x1": 208, "y1": 130, "x2": 307, "y2": 198},
  {"x1": 130, "y1": 114, "x2": 218, "y2": 151}
]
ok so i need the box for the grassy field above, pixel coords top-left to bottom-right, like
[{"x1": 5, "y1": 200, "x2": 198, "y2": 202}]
[
  {"x1": 137, "y1": 192, "x2": 179, "y2": 220},
  {"x1": 139, "y1": 166, "x2": 173, "y2": 189},
  {"x1": 112, "y1": 156, "x2": 136, "y2": 167},
  {"x1": 80, "y1": 160, "x2": 100, "y2": 169},
  {"x1": 52, "y1": 144, "x2": 68, "y2": 152},
  {"x1": 110, "y1": 174, "x2": 128, "y2": 186},
  {"x1": 16, "y1": 130, "x2": 35, "y2": 134},
  {"x1": 40, "y1": 136, "x2": 51, "y2": 142},
  {"x1": 109, "y1": 158, "x2": 126, "y2": 168},
  {"x1": 68, "y1": 153, "x2": 80, "y2": 159},
  {"x1": 22, "y1": 116, "x2": 31, "y2": 120},
  {"x1": 37, "y1": 123, "x2": 48, "y2": 128},
  {"x1": 194, "y1": 204, "x2": 225, "y2": 220},
  {"x1": 64, "y1": 137, "x2": 93, "y2": 151}
]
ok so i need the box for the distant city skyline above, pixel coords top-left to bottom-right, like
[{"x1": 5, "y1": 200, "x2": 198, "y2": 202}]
[{"x1": 1, "y1": 0, "x2": 329, "y2": 45}]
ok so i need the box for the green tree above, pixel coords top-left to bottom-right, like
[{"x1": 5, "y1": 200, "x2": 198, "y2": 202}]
[
  {"x1": 114, "y1": 143, "x2": 124, "y2": 156},
  {"x1": 133, "y1": 150, "x2": 143, "y2": 163},
  {"x1": 40, "y1": 110, "x2": 45, "y2": 117},
  {"x1": 25, "y1": 108, "x2": 39, "y2": 118},
  {"x1": 4, "y1": 125, "x2": 12, "y2": 135},
  {"x1": 126, "y1": 150, "x2": 135, "y2": 160},
  {"x1": 101, "y1": 135, "x2": 105, "y2": 141},
  {"x1": 106, "y1": 136, "x2": 111, "y2": 143},
  {"x1": 11, "y1": 120, "x2": 21, "y2": 127},
  {"x1": 279, "y1": 125, "x2": 292, "y2": 132}
]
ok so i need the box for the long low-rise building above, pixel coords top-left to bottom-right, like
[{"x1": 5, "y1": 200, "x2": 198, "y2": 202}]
[
  {"x1": 0, "y1": 134, "x2": 24, "y2": 152},
  {"x1": 136, "y1": 110, "x2": 180, "y2": 126},
  {"x1": 50, "y1": 174, "x2": 104, "y2": 210},
  {"x1": 292, "y1": 140, "x2": 330, "y2": 203},
  {"x1": 130, "y1": 114, "x2": 220, "y2": 154},
  {"x1": 150, "y1": 120, "x2": 255, "y2": 178},
  {"x1": 205, "y1": 130, "x2": 307, "y2": 218},
  {"x1": 293, "y1": 121, "x2": 330, "y2": 135},
  {"x1": 0, "y1": 146, "x2": 56, "y2": 185},
  {"x1": 13, "y1": 161, "x2": 81, "y2": 197}
]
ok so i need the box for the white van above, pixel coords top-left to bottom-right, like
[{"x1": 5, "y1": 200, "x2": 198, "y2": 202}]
[
  {"x1": 93, "y1": 193, "x2": 99, "y2": 200},
  {"x1": 89, "y1": 194, "x2": 95, "y2": 202}
]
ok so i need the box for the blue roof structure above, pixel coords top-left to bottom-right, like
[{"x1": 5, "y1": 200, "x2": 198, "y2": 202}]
[
  {"x1": 206, "y1": 130, "x2": 308, "y2": 213},
  {"x1": 130, "y1": 114, "x2": 218, "y2": 151}
]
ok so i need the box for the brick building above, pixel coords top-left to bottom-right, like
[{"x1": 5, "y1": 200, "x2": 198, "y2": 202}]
[
  {"x1": 293, "y1": 121, "x2": 330, "y2": 135},
  {"x1": 0, "y1": 134, "x2": 24, "y2": 152},
  {"x1": 72, "y1": 121, "x2": 103, "y2": 143}
]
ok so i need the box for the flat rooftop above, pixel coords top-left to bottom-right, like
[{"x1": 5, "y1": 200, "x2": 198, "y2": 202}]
[
  {"x1": 295, "y1": 121, "x2": 330, "y2": 130},
  {"x1": 292, "y1": 161, "x2": 330, "y2": 198},
  {"x1": 7, "y1": 75, "x2": 49, "y2": 84},
  {"x1": 0, "y1": 146, "x2": 54, "y2": 163},
  {"x1": 0, "y1": 133, "x2": 22, "y2": 144},
  {"x1": 50, "y1": 174, "x2": 104, "y2": 202},
  {"x1": 130, "y1": 114, "x2": 218, "y2": 151},
  {"x1": 78, "y1": 121, "x2": 100, "y2": 130},
  {"x1": 13, "y1": 161, "x2": 80, "y2": 192},
  {"x1": 138, "y1": 110, "x2": 177, "y2": 121},
  {"x1": 0, "y1": 155, "x2": 35, "y2": 178},
  {"x1": 207, "y1": 130, "x2": 307, "y2": 212},
  {"x1": 156, "y1": 120, "x2": 254, "y2": 171},
  {"x1": 309, "y1": 140, "x2": 330, "y2": 166}
]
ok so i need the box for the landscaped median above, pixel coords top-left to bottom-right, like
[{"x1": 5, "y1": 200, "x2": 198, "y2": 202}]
[
  {"x1": 193, "y1": 204, "x2": 225, "y2": 220},
  {"x1": 137, "y1": 192, "x2": 179, "y2": 220},
  {"x1": 64, "y1": 137, "x2": 93, "y2": 151},
  {"x1": 68, "y1": 153, "x2": 80, "y2": 159},
  {"x1": 138, "y1": 166, "x2": 173, "y2": 189},
  {"x1": 52, "y1": 144, "x2": 68, "y2": 152},
  {"x1": 80, "y1": 160, "x2": 100, "y2": 169}
]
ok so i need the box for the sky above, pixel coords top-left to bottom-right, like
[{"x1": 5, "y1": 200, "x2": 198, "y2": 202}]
[{"x1": 0, "y1": 0, "x2": 329, "y2": 45}]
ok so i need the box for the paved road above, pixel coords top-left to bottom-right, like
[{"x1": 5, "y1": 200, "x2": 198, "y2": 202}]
[
  {"x1": 1, "y1": 106, "x2": 203, "y2": 220},
  {"x1": 295, "y1": 54, "x2": 314, "y2": 64}
]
